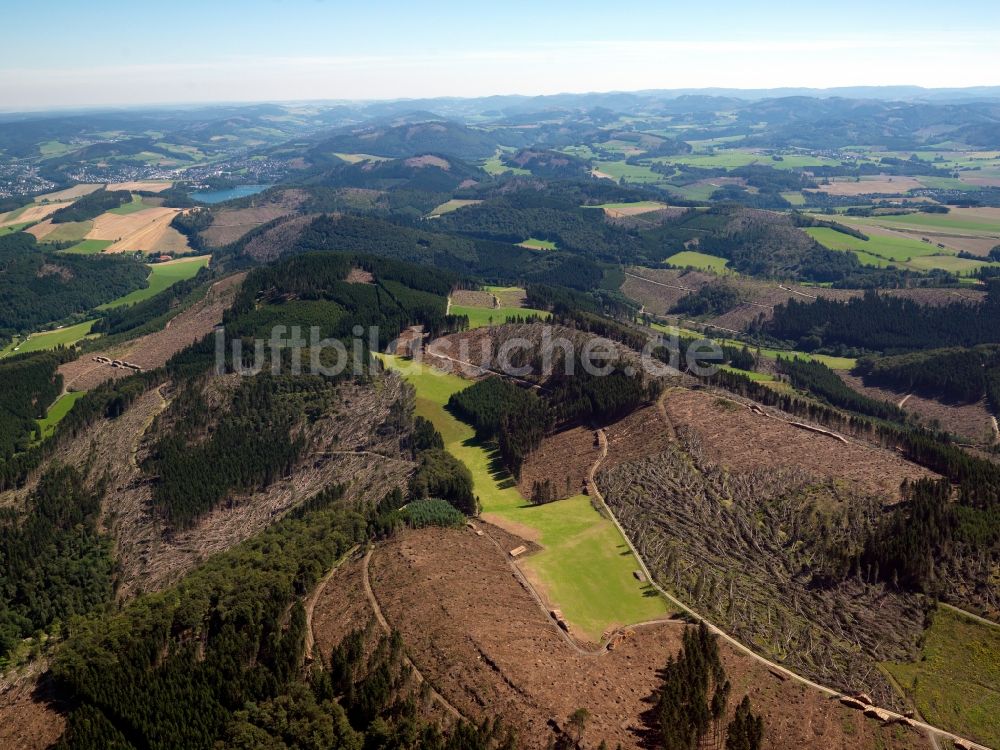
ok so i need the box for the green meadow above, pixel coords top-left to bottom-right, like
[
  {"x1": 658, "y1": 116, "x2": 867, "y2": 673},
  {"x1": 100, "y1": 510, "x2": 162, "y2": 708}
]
[
  {"x1": 883, "y1": 606, "x2": 1000, "y2": 749},
  {"x1": 517, "y1": 237, "x2": 558, "y2": 250},
  {"x1": 379, "y1": 355, "x2": 670, "y2": 642},
  {"x1": 98, "y1": 255, "x2": 209, "y2": 309},
  {"x1": 35, "y1": 390, "x2": 88, "y2": 442},
  {"x1": 805, "y1": 227, "x2": 941, "y2": 262},
  {"x1": 108, "y1": 194, "x2": 150, "y2": 215},
  {"x1": 1, "y1": 319, "x2": 96, "y2": 358},
  {"x1": 428, "y1": 199, "x2": 482, "y2": 217},
  {"x1": 665, "y1": 250, "x2": 730, "y2": 272},
  {"x1": 62, "y1": 239, "x2": 114, "y2": 255}
]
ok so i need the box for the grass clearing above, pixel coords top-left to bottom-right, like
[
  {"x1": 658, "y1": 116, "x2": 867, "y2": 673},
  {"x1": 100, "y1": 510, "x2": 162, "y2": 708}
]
[
  {"x1": 882, "y1": 606, "x2": 1000, "y2": 749},
  {"x1": 427, "y1": 199, "x2": 482, "y2": 217},
  {"x1": 39, "y1": 220, "x2": 94, "y2": 243},
  {"x1": 665, "y1": 250, "x2": 730, "y2": 272},
  {"x1": 107, "y1": 194, "x2": 148, "y2": 215},
  {"x1": 0, "y1": 222, "x2": 31, "y2": 236},
  {"x1": 98, "y1": 255, "x2": 209, "y2": 309},
  {"x1": 35, "y1": 390, "x2": 87, "y2": 442},
  {"x1": 62, "y1": 239, "x2": 114, "y2": 255},
  {"x1": 1, "y1": 319, "x2": 96, "y2": 358},
  {"x1": 805, "y1": 227, "x2": 941, "y2": 262},
  {"x1": 379, "y1": 355, "x2": 670, "y2": 642},
  {"x1": 450, "y1": 305, "x2": 549, "y2": 328},
  {"x1": 517, "y1": 237, "x2": 558, "y2": 250}
]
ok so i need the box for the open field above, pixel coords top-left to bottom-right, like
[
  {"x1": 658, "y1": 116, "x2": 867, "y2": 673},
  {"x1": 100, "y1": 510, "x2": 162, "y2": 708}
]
[
  {"x1": 0, "y1": 319, "x2": 96, "y2": 358},
  {"x1": 833, "y1": 209, "x2": 1000, "y2": 257},
  {"x1": 428, "y1": 198, "x2": 482, "y2": 216},
  {"x1": 665, "y1": 249, "x2": 731, "y2": 271},
  {"x1": 805, "y1": 227, "x2": 941, "y2": 263},
  {"x1": 27, "y1": 218, "x2": 93, "y2": 242},
  {"x1": 321, "y1": 524, "x2": 931, "y2": 750},
  {"x1": 588, "y1": 200, "x2": 670, "y2": 217},
  {"x1": 483, "y1": 285, "x2": 528, "y2": 306},
  {"x1": 62, "y1": 239, "x2": 113, "y2": 255},
  {"x1": 517, "y1": 237, "x2": 557, "y2": 250},
  {"x1": 331, "y1": 152, "x2": 391, "y2": 164},
  {"x1": 32, "y1": 184, "x2": 102, "y2": 202},
  {"x1": 883, "y1": 606, "x2": 1000, "y2": 749},
  {"x1": 0, "y1": 201, "x2": 72, "y2": 226},
  {"x1": 98, "y1": 255, "x2": 210, "y2": 309},
  {"x1": 449, "y1": 304, "x2": 549, "y2": 328},
  {"x1": 86, "y1": 205, "x2": 182, "y2": 252},
  {"x1": 379, "y1": 355, "x2": 669, "y2": 643},
  {"x1": 105, "y1": 180, "x2": 173, "y2": 192},
  {"x1": 107, "y1": 194, "x2": 151, "y2": 215},
  {"x1": 807, "y1": 176, "x2": 926, "y2": 196},
  {"x1": 35, "y1": 390, "x2": 88, "y2": 441}
]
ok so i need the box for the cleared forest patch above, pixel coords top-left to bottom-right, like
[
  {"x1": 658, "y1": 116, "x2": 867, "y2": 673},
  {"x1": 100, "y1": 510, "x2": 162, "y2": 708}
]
[
  {"x1": 839, "y1": 372, "x2": 997, "y2": 445},
  {"x1": 662, "y1": 388, "x2": 934, "y2": 499},
  {"x1": 517, "y1": 425, "x2": 598, "y2": 500},
  {"x1": 341, "y1": 525, "x2": 932, "y2": 750},
  {"x1": 599, "y1": 440, "x2": 930, "y2": 709},
  {"x1": 58, "y1": 272, "x2": 244, "y2": 392},
  {"x1": 200, "y1": 188, "x2": 307, "y2": 246}
]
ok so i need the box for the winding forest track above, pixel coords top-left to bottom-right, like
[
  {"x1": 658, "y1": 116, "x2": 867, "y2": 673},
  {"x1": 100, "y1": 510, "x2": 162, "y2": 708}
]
[
  {"x1": 303, "y1": 545, "x2": 360, "y2": 666},
  {"x1": 362, "y1": 546, "x2": 464, "y2": 721},
  {"x1": 594, "y1": 407, "x2": 994, "y2": 750}
]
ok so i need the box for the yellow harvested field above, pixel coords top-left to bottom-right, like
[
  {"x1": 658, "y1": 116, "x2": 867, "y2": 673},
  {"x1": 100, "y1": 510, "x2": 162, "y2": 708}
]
[
  {"x1": 149, "y1": 225, "x2": 194, "y2": 254},
  {"x1": 807, "y1": 176, "x2": 925, "y2": 196},
  {"x1": 87, "y1": 206, "x2": 184, "y2": 253},
  {"x1": 33, "y1": 184, "x2": 103, "y2": 202},
  {"x1": 26, "y1": 218, "x2": 92, "y2": 242},
  {"x1": 0, "y1": 201, "x2": 73, "y2": 226},
  {"x1": 106, "y1": 180, "x2": 174, "y2": 193}
]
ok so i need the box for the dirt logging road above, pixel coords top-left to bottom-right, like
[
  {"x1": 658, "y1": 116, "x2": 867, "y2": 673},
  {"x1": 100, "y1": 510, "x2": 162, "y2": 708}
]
[{"x1": 361, "y1": 546, "x2": 464, "y2": 721}]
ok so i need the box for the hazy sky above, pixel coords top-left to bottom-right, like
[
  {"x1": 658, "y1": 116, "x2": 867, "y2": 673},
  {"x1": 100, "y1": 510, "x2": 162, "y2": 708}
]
[{"x1": 3, "y1": 0, "x2": 1000, "y2": 110}]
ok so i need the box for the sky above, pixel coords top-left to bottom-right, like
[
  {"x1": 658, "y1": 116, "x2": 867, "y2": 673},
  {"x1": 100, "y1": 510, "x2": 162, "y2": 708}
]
[{"x1": 3, "y1": 0, "x2": 1000, "y2": 110}]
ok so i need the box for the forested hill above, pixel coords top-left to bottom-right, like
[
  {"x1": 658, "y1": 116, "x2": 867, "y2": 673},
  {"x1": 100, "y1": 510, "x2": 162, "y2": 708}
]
[
  {"x1": 765, "y1": 282, "x2": 1000, "y2": 352},
  {"x1": 0, "y1": 233, "x2": 148, "y2": 339}
]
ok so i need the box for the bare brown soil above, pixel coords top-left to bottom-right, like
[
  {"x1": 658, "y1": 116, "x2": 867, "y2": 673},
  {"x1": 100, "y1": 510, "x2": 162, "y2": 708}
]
[
  {"x1": 839, "y1": 372, "x2": 997, "y2": 445},
  {"x1": 345, "y1": 267, "x2": 374, "y2": 284},
  {"x1": 200, "y1": 189, "x2": 308, "y2": 247},
  {"x1": 662, "y1": 388, "x2": 934, "y2": 499},
  {"x1": 517, "y1": 426, "x2": 599, "y2": 499},
  {"x1": 603, "y1": 403, "x2": 678, "y2": 470},
  {"x1": 58, "y1": 272, "x2": 245, "y2": 392},
  {"x1": 450, "y1": 289, "x2": 495, "y2": 307},
  {"x1": 0, "y1": 673, "x2": 66, "y2": 750},
  {"x1": 313, "y1": 525, "x2": 932, "y2": 750}
]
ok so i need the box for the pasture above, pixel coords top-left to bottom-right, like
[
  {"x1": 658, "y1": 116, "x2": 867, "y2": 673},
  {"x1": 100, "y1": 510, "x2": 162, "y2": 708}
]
[
  {"x1": 805, "y1": 227, "x2": 940, "y2": 262},
  {"x1": 379, "y1": 355, "x2": 670, "y2": 642},
  {"x1": 35, "y1": 390, "x2": 88, "y2": 442},
  {"x1": 62, "y1": 239, "x2": 114, "y2": 255},
  {"x1": 98, "y1": 255, "x2": 210, "y2": 309},
  {"x1": 665, "y1": 250, "x2": 730, "y2": 272},
  {"x1": 0, "y1": 319, "x2": 96, "y2": 358}
]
